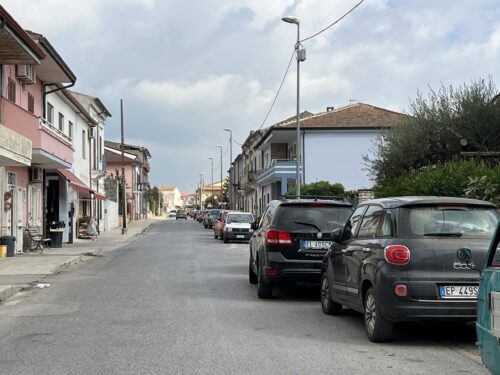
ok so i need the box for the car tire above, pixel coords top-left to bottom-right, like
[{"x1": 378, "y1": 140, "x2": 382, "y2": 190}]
[
  {"x1": 321, "y1": 272, "x2": 342, "y2": 315},
  {"x1": 214, "y1": 231, "x2": 218, "y2": 239},
  {"x1": 257, "y1": 258, "x2": 272, "y2": 299},
  {"x1": 223, "y1": 233, "x2": 229, "y2": 243},
  {"x1": 364, "y1": 287, "x2": 393, "y2": 342},
  {"x1": 249, "y1": 258, "x2": 257, "y2": 284}
]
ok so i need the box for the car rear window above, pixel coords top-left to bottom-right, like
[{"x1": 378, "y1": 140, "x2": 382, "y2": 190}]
[
  {"x1": 275, "y1": 205, "x2": 353, "y2": 232},
  {"x1": 226, "y1": 213, "x2": 254, "y2": 224},
  {"x1": 400, "y1": 206, "x2": 498, "y2": 238}
]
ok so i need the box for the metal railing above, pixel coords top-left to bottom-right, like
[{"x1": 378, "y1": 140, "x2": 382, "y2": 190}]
[{"x1": 39, "y1": 117, "x2": 72, "y2": 143}]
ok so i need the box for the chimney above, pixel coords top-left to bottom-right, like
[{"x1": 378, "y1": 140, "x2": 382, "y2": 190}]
[{"x1": 326, "y1": 106, "x2": 334, "y2": 112}]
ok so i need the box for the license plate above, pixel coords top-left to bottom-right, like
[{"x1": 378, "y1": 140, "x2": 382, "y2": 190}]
[
  {"x1": 439, "y1": 285, "x2": 478, "y2": 299},
  {"x1": 236, "y1": 235, "x2": 245, "y2": 239},
  {"x1": 301, "y1": 241, "x2": 332, "y2": 250}
]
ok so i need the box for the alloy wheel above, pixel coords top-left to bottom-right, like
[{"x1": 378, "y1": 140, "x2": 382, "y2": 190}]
[{"x1": 365, "y1": 293, "x2": 376, "y2": 335}]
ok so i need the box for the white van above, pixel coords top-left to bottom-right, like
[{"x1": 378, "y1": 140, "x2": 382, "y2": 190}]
[{"x1": 222, "y1": 212, "x2": 254, "y2": 243}]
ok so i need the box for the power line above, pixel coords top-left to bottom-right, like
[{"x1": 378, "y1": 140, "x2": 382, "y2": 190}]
[
  {"x1": 300, "y1": 0, "x2": 366, "y2": 43},
  {"x1": 258, "y1": 49, "x2": 296, "y2": 130}
]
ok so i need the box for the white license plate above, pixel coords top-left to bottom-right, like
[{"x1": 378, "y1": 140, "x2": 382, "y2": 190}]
[
  {"x1": 236, "y1": 235, "x2": 245, "y2": 239},
  {"x1": 301, "y1": 241, "x2": 332, "y2": 250},
  {"x1": 439, "y1": 285, "x2": 478, "y2": 299}
]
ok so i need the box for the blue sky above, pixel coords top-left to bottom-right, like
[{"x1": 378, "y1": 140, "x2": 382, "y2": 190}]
[{"x1": 4, "y1": 0, "x2": 500, "y2": 192}]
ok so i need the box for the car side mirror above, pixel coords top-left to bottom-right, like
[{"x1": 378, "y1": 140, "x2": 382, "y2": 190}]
[
  {"x1": 251, "y1": 221, "x2": 258, "y2": 230},
  {"x1": 457, "y1": 248, "x2": 472, "y2": 263},
  {"x1": 331, "y1": 228, "x2": 342, "y2": 243},
  {"x1": 457, "y1": 248, "x2": 481, "y2": 274}
]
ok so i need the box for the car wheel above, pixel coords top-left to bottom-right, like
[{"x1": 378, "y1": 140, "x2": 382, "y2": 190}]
[
  {"x1": 223, "y1": 233, "x2": 229, "y2": 243},
  {"x1": 257, "y1": 258, "x2": 272, "y2": 299},
  {"x1": 214, "y1": 231, "x2": 218, "y2": 239},
  {"x1": 321, "y1": 272, "x2": 342, "y2": 315},
  {"x1": 249, "y1": 257, "x2": 257, "y2": 284},
  {"x1": 364, "y1": 287, "x2": 393, "y2": 342}
]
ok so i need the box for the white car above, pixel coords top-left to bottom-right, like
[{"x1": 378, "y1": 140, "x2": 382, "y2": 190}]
[
  {"x1": 221, "y1": 212, "x2": 254, "y2": 243},
  {"x1": 169, "y1": 210, "x2": 177, "y2": 218}
]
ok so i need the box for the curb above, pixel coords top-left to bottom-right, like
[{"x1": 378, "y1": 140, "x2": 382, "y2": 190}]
[{"x1": 0, "y1": 285, "x2": 23, "y2": 302}]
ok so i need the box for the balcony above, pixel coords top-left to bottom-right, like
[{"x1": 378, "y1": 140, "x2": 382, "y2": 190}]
[
  {"x1": 1, "y1": 98, "x2": 73, "y2": 168},
  {"x1": 255, "y1": 159, "x2": 300, "y2": 186},
  {"x1": 240, "y1": 170, "x2": 257, "y2": 192}
]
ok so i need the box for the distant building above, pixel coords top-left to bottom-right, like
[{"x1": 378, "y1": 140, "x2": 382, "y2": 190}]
[{"x1": 160, "y1": 186, "x2": 182, "y2": 211}]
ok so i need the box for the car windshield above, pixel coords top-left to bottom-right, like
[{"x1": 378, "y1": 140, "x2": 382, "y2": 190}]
[
  {"x1": 400, "y1": 206, "x2": 498, "y2": 238},
  {"x1": 209, "y1": 210, "x2": 221, "y2": 218},
  {"x1": 275, "y1": 205, "x2": 353, "y2": 232},
  {"x1": 226, "y1": 213, "x2": 254, "y2": 223}
]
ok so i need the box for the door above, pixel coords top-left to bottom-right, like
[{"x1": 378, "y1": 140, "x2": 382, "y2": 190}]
[
  {"x1": 329, "y1": 206, "x2": 367, "y2": 299},
  {"x1": 344, "y1": 205, "x2": 386, "y2": 302}
]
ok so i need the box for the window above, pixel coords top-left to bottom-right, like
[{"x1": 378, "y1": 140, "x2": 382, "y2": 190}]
[
  {"x1": 276, "y1": 205, "x2": 353, "y2": 232},
  {"x1": 68, "y1": 121, "x2": 73, "y2": 139},
  {"x1": 58, "y1": 113, "x2": 64, "y2": 132},
  {"x1": 343, "y1": 206, "x2": 367, "y2": 240},
  {"x1": 7, "y1": 79, "x2": 16, "y2": 102},
  {"x1": 358, "y1": 205, "x2": 386, "y2": 238},
  {"x1": 27, "y1": 93, "x2": 35, "y2": 113},
  {"x1": 47, "y1": 102, "x2": 54, "y2": 124},
  {"x1": 82, "y1": 130, "x2": 86, "y2": 159}
]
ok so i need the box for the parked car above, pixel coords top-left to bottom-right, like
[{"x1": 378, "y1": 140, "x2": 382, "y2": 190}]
[
  {"x1": 204, "y1": 209, "x2": 222, "y2": 229},
  {"x1": 249, "y1": 198, "x2": 353, "y2": 299},
  {"x1": 321, "y1": 196, "x2": 498, "y2": 342},
  {"x1": 169, "y1": 209, "x2": 177, "y2": 218},
  {"x1": 218, "y1": 211, "x2": 254, "y2": 243},
  {"x1": 197, "y1": 210, "x2": 207, "y2": 223},
  {"x1": 176, "y1": 211, "x2": 188, "y2": 220},
  {"x1": 213, "y1": 210, "x2": 229, "y2": 239},
  {"x1": 465, "y1": 218, "x2": 500, "y2": 373}
]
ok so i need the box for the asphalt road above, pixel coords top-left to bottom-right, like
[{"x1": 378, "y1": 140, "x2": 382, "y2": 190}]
[{"x1": 0, "y1": 219, "x2": 488, "y2": 375}]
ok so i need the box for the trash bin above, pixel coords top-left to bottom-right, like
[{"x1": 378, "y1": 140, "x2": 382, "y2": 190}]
[
  {"x1": 0, "y1": 236, "x2": 16, "y2": 257},
  {"x1": 48, "y1": 230, "x2": 64, "y2": 248}
]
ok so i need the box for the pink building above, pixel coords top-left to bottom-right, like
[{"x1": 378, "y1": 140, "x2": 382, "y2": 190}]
[{"x1": 0, "y1": 6, "x2": 76, "y2": 252}]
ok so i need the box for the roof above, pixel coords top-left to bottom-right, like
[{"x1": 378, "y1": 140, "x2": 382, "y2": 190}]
[
  {"x1": 26, "y1": 31, "x2": 76, "y2": 83},
  {"x1": 159, "y1": 186, "x2": 177, "y2": 191},
  {"x1": 278, "y1": 103, "x2": 404, "y2": 130},
  {"x1": 105, "y1": 140, "x2": 151, "y2": 158},
  {"x1": 362, "y1": 196, "x2": 496, "y2": 209},
  {"x1": 70, "y1": 91, "x2": 112, "y2": 118},
  {"x1": 0, "y1": 6, "x2": 45, "y2": 64},
  {"x1": 55, "y1": 86, "x2": 97, "y2": 126}
]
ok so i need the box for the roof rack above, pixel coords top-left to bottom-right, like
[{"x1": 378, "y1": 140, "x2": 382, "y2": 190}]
[{"x1": 278, "y1": 195, "x2": 347, "y2": 202}]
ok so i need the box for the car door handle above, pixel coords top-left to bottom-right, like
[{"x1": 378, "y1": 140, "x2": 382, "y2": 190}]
[{"x1": 361, "y1": 247, "x2": 371, "y2": 253}]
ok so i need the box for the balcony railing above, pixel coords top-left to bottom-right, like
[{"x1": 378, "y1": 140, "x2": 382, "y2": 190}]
[
  {"x1": 255, "y1": 159, "x2": 300, "y2": 186},
  {"x1": 39, "y1": 117, "x2": 72, "y2": 143}
]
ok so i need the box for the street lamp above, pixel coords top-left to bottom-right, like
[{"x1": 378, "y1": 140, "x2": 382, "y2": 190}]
[
  {"x1": 199, "y1": 172, "x2": 205, "y2": 210},
  {"x1": 224, "y1": 128, "x2": 232, "y2": 209},
  {"x1": 208, "y1": 157, "x2": 214, "y2": 208},
  {"x1": 216, "y1": 144, "x2": 223, "y2": 208},
  {"x1": 282, "y1": 15, "x2": 305, "y2": 198}
]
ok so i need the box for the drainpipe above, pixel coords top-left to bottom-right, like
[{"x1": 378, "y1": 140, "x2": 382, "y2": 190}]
[{"x1": 42, "y1": 82, "x2": 75, "y2": 118}]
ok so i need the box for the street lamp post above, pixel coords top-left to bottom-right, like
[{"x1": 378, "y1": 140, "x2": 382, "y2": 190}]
[
  {"x1": 282, "y1": 15, "x2": 305, "y2": 198},
  {"x1": 224, "y1": 128, "x2": 232, "y2": 209},
  {"x1": 216, "y1": 144, "x2": 223, "y2": 208},
  {"x1": 199, "y1": 172, "x2": 204, "y2": 210},
  {"x1": 208, "y1": 157, "x2": 214, "y2": 208}
]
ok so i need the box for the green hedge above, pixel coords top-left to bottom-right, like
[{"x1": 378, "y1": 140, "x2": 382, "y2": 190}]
[{"x1": 374, "y1": 159, "x2": 500, "y2": 205}]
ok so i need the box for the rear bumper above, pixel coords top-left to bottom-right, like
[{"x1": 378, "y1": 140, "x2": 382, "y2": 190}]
[
  {"x1": 380, "y1": 299, "x2": 477, "y2": 321},
  {"x1": 262, "y1": 253, "x2": 322, "y2": 284}
]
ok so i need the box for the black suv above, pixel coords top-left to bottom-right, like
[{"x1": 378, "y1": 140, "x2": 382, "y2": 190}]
[
  {"x1": 320, "y1": 196, "x2": 498, "y2": 342},
  {"x1": 249, "y1": 198, "x2": 353, "y2": 299}
]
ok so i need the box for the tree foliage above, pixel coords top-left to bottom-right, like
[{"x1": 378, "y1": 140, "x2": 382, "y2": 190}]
[
  {"x1": 366, "y1": 78, "x2": 500, "y2": 184},
  {"x1": 286, "y1": 180, "x2": 345, "y2": 197}
]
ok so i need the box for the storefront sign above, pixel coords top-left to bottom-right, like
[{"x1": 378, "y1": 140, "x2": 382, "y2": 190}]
[{"x1": 0, "y1": 123, "x2": 32, "y2": 166}]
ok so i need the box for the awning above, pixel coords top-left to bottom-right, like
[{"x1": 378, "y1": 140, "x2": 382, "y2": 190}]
[
  {"x1": 94, "y1": 192, "x2": 106, "y2": 201},
  {"x1": 57, "y1": 168, "x2": 92, "y2": 194}
]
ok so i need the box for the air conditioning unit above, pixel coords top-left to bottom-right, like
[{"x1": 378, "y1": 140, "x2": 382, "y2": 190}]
[
  {"x1": 88, "y1": 127, "x2": 97, "y2": 139},
  {"x1": 16, "y1": 65, "x2": 36, "y2": 84},
  {"x1": 29, "y1": 167, "x2": 43, "y2": 183}
]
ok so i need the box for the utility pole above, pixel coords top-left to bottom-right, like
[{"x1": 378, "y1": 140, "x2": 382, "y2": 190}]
[
  {"x1": 208, "y1": 157, "x2": 214, "y2": 208},
  {"x1": 120, "y1": 99, "x2": 127, "y2": 234},
  {"x1": 224, "y1": 128, "x2": 233, "y2": 209},
  {"x1": 216, "y1": 145, "x2": 223, "y2": 208}
]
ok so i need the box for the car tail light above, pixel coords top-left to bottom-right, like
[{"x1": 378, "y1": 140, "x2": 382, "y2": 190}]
[
  {"x1": 394, "y1": 284, "x2": 408, "y2": 297},
  {"x1": 264, "y1": 267, "x2": 280, "y2": 276},
  {"x1": 266, "y1": 230, "x2": 292, "y2": 245},
  {"x1": 384, "y1": 245, "x2": 410, "y2": 265}
]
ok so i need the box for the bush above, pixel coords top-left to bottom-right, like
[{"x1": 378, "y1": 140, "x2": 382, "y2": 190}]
[{"x1": 374, "y1": 159, "x2": 500, "y2": 205}]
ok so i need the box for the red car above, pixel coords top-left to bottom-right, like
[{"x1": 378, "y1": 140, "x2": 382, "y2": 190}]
[{"x1": 213, "y1": 210, "x2": 229, "y2": 240}]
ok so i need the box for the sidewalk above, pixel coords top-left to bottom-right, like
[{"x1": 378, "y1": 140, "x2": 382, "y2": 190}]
[{"x1": 0, "y1": 217, "x2": 164, "y2": 303}]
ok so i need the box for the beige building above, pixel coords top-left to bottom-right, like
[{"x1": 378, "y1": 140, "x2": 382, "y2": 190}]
[{"x1": 159, "y1": 186, "x2": 182, "y2": 212}]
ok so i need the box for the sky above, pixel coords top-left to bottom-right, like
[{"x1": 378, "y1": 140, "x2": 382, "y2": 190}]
[{"x1": 4, "y1": 0, "x2": 500, "y2": 192}]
